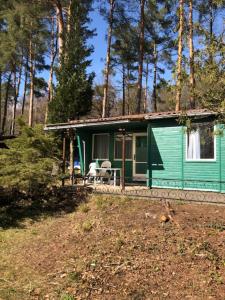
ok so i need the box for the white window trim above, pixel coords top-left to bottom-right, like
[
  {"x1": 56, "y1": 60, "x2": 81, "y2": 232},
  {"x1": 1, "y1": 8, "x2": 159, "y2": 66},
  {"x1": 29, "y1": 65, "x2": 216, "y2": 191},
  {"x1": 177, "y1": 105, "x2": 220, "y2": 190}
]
[
  {"x1": 185, "y1": 125, "x2": 216, "y2": 162},
  {"x1": 114, "y1": 133, "x2": 133, "y2": 161},
  {"x1": 92, "y1": 133, "x2": 110, "y2": 160}
]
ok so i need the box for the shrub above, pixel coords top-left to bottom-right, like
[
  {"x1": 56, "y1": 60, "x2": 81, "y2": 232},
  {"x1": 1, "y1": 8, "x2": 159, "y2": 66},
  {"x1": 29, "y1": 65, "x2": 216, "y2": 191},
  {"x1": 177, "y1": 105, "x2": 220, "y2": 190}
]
[{"x1": 0, "y1": 121, "x2": 60, "y2": 195}]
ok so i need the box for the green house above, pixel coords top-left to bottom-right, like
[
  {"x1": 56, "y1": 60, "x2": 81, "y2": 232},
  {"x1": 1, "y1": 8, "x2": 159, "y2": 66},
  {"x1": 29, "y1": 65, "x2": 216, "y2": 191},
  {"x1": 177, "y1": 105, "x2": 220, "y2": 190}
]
[{"x1": 45, "y1": 109, "x2": 225, "y2": 193}]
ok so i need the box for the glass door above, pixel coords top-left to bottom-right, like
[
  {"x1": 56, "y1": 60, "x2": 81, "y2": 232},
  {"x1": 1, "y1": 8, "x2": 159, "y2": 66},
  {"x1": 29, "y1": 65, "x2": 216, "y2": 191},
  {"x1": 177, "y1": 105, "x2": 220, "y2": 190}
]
[{"x1": 133, "y1": 133, "x2": 147, "y2": 180}]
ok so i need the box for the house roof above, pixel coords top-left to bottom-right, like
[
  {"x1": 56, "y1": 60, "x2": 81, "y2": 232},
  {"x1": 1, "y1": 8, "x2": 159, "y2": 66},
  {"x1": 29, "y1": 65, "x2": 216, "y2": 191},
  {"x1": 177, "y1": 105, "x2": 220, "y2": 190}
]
[{"x1": 44, "y1": 109, "x2": 216, "y2": 131}]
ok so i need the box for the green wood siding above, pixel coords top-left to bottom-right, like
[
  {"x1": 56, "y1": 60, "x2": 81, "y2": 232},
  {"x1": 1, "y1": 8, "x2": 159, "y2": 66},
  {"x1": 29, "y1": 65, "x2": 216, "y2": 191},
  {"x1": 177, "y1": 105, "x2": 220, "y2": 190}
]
[
  {"x1": 77, "y1": 119, "x2": 224, "y2": 193},
  {"x1": 148, "y1": 122, "x2": 222, "y2": 192},
  {"x1": 149, "y1": 125, "x2": 183, "y2": 189},
  {"x1": 219, "y1": 127, "x2": 225, "y2": 192},
  {"x1": 183, "y1": 129, "x2": 220, "y2": 192}
]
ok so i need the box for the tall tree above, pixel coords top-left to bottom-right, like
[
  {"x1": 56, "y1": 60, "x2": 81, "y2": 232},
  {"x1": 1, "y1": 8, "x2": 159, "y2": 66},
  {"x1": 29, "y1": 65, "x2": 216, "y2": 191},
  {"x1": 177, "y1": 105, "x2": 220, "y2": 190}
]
[
  {"x1": 175, "y1": 0, "x2": 184, "y2": 112},
  {"x1": 189, "y1": 0, "x2": 195, "y2": 109},
  {"x1": 136, "y1": 0, "x2": 145, "y2": 113},
  {"x1": 102, "y1": 0, "x2": 115, "y2": 118},
  {"x1": 48, "y1": 0, "x2": 95, "y2": 123}
]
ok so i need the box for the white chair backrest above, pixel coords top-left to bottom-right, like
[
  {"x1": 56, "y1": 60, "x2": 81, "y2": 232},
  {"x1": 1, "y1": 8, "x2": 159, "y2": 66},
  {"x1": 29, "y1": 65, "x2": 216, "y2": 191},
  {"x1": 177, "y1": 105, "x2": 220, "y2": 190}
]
[
  {"x1": 88, "y1": 162, "x2": 97, "y2": 176},
  {"x1": 101, "y1": 160, "x2": 111, "y2": 169}
]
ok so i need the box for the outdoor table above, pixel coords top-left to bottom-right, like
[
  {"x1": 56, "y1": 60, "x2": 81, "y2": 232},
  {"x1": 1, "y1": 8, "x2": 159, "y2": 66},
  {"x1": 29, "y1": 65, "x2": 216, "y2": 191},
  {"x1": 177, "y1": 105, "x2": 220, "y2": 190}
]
[{"x1": 95, "y1": 167, "x2": 122, "y2": 187}]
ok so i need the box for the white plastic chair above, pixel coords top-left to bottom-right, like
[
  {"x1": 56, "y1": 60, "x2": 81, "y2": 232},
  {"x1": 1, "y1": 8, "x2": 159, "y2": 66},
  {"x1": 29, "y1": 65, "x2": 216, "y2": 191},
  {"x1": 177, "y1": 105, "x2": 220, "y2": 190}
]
[
  {"x1": 86, "y1": 162, "x2": 98, "y2": 183},
  {"x1": 99, "y1": 160, "x2": 112, "y2": 183}
]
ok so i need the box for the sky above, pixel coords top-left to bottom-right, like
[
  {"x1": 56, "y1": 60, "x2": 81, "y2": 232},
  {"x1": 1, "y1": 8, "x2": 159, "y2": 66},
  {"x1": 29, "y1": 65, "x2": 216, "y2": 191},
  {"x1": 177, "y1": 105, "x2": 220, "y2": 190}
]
[{"x1": 88, "y1": 10, "x2": 107, "y2": 84}]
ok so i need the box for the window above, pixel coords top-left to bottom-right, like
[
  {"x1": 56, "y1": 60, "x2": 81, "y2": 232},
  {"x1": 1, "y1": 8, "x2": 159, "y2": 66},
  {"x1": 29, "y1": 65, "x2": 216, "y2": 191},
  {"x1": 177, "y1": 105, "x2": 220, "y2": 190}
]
[
  {"x1": 187, "y1": 123, "x2": 215, "y2": 160},
  {"x1": 93, "y1": 134, "x2": 109, "y2": 159},
  {"x1": 114, "y1": 134, "x2": 132, "y2": 160}
]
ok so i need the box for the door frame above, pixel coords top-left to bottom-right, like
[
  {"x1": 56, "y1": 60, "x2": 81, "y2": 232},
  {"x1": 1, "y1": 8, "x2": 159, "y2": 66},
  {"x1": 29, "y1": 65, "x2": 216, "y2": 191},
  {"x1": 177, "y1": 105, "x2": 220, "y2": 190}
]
[{"x1": 132, "y1": 133, "x2": 147, "y2": 181}]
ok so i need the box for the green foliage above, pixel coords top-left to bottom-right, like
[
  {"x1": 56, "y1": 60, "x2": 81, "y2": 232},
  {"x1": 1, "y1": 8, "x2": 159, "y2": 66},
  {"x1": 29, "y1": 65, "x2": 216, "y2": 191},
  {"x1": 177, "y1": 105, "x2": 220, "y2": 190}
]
[
  {"x1": 0, "y1": 121, "x2": 59, "y2": 194},
  {"x1": 48, "y1": 0, "x2": 95, "y2": 123}
]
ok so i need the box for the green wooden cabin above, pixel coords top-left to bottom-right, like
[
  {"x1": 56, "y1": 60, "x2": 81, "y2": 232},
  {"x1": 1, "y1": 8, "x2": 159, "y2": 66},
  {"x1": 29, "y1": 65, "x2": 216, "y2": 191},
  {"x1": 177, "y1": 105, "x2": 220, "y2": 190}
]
[{"x1": 45, "y1": 109, "x2": 225, "y2": 193}]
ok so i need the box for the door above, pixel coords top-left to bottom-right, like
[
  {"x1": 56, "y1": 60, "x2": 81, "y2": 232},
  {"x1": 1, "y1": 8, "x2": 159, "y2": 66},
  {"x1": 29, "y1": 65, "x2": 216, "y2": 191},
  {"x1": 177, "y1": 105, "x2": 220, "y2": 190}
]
[{"x1": 133, "y1": 133, "x2": 147, "y2": 180}]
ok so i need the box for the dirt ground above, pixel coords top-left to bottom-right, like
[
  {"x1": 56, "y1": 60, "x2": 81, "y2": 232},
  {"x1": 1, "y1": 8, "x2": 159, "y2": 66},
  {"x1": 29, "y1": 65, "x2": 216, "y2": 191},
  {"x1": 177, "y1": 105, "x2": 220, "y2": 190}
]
[{"x1": 0, "y1": 193, "x2": 225, "y2": 300}]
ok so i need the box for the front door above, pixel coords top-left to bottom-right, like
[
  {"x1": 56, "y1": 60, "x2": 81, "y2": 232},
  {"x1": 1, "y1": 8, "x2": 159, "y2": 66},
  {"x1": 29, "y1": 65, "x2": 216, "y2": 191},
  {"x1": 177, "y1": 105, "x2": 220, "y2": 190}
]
[{"x1": 133, "y1": 133, "x2": 147, "y2": 181}]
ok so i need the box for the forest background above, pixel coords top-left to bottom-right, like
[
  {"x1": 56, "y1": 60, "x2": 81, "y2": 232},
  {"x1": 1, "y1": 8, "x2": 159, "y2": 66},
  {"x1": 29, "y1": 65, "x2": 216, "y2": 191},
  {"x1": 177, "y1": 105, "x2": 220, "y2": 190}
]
[{"x1": 0, "y1": 0, "x2": 224, "y2": 134}]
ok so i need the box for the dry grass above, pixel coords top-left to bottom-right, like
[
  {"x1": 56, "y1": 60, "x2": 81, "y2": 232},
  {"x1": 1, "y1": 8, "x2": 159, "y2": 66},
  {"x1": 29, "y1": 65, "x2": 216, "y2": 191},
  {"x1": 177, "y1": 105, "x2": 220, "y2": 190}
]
[{"x1": 0, "y1": 194, "x2": 225, "y2": 299}]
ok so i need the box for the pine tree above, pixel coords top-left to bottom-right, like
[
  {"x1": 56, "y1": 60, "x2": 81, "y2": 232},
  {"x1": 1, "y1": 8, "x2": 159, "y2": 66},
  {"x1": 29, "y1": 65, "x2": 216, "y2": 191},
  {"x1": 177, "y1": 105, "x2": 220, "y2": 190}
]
[
  {"x1": 175, "y1": 0, "x2": 184, "y2": 112},
  {"x1": 102, "y1": 0, "x2": 115, "y2": 118},
  {"x1": 48, "y1": 0, "x2": 95, "y2": 123}
]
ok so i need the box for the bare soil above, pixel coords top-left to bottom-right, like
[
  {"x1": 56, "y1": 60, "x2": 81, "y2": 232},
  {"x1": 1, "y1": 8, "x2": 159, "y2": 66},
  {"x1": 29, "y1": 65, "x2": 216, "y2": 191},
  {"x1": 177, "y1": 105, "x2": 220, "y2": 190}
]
[{"x1": 0, "y1": 194, "x2": 225, "y2": 299}]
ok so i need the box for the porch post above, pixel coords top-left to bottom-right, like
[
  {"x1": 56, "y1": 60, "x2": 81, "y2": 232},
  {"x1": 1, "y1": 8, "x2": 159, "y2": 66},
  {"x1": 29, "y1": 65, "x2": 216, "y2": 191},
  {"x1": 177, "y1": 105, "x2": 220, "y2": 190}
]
[
  {"x1": 69, "y1": 129, "x2": 75, "y2": 186},
  {"x1": 62, "y1": 131, "x2": 66, "y2": 186},
  {"x1": 121, "y1": 129, "x2": 126, "y2": 192},
  {"x1": 147, "y1": 123, "x2": 152, "y2": 188}
]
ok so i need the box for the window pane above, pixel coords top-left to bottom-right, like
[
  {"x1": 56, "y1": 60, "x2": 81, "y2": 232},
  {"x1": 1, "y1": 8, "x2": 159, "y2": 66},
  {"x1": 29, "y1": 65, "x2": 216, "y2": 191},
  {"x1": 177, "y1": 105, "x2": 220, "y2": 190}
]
[
  {"x1": 115, "y1": 140, "x2": 122, "y2": 159},
  {"x1": 93, "y1": 134, "x2": 109, "y2": 159},
  {"x1": 136, "y1": 136, "x2": 147, "y2": 162},
  {"x1": 187, "y1": 123, "x2": 214, "y2": 160},
  {"x1": 199, "y1": 125, "x2": 214, "y2": 159},
  {"x1": 115, "y1": 135, "x2": 132, "y2": 159},
  {"x1": 125, "y1": 139, "x2": 132, "y2": 159}
]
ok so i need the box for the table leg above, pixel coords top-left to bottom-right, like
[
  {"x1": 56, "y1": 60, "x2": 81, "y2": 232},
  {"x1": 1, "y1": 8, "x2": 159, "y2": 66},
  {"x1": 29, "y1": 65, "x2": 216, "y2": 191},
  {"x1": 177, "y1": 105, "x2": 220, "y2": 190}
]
[{"x1": 114, "y1": 170, "x2": 116, "y2": 187}]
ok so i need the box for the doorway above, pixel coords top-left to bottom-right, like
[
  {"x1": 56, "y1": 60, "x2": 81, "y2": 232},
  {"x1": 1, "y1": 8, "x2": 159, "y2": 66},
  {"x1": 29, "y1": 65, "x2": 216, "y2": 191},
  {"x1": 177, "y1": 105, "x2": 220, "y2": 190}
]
[{"x1": 132, "y1": 133, "x2": 147, "y2": 181}]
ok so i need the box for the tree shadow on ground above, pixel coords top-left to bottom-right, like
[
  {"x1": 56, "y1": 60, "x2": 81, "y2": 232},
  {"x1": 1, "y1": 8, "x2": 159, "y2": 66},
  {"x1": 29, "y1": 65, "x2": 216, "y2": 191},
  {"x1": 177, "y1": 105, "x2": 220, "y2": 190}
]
[{"x1": 0, "y1": 186, "x2": 92, "y2": 229}]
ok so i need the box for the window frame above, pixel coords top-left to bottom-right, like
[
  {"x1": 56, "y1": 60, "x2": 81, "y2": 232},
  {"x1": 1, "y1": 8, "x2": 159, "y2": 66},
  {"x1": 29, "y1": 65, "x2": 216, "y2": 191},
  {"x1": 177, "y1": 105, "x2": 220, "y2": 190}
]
[
  {"x1": 92, "y1": 133, "x2": 110, "y2": 160},
  {"x1": 185, "y1": 124, "x2": 216, "y2": 162},
  {"x1": 114, "y1": 133, "x2": 133, "y2": 161}
]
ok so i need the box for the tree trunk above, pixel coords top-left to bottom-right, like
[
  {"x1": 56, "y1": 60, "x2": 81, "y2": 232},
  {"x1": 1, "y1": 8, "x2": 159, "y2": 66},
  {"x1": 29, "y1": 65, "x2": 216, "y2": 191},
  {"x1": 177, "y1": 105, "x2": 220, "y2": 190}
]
[
  {"x1": 11, "y1": 65, "x2": 22, "y2": 135},
  {"x1": 136, "y1": 0, "x2": 145, "y2": 114},
  {"x1": 175, "y1": 0, "x2": 184, "y2": 112},
  {"x1": 144, "y1": 60, "x2": 149, "y2": 113},
  {"x1": 55, "y1": 2, "x2": 64, "y2": 64},
  {"x1": 102, "y1": 0, "x2": 115, "y2": 118},
  {"x1": 28, "y1": 38, "x2": 35, "y2": 127},
  {"x1": 152, "y1": 42, "x2": 157, "y2": 112},
  {"x1": 0, "y1": 71, "x2": 2, "y2": 133},
  {"x1": 189, "y1": 0, "x2": 195, "y2": 109},
  {"x1": 21, "y1": 55, "x2": 29, "y2": 115},
  {"x1": 122, "y1": 64, "x2": 126, "y2": 116},
  {"x1": 2, "y1": 72, "x2": 12, "y2": 134},
  {"x1": 126, "y1": 66, "x2": 130, "y2": 115},
  {"x1": 45, "y1": 16, "x2": 57, "y2": 123},
  {"x1": 209, "y1": 0, "x2": 213, "y2": 64},
  {"x1": 67, "y1": 0, "x2": 72, "y2": 35}
]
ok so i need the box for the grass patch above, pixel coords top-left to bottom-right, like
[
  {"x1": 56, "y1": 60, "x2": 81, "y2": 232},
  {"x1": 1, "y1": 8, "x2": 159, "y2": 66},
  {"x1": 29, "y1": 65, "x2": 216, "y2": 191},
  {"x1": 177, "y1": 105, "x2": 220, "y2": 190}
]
[
  {"x1": 93, "y1": 194, "x2": 131, "y2": 210},
  {"x1": 60, "y1": 293, "x2": 75, "y2": 300},
  {"x1": 206, "y1": 221, "x2": 225, "y2": 232},
  {"x1": 78, "y1": 203, "x2": 90, "y2": 213},
  {"x1": 81, "y1": 220, "x2": 94, "y2": 232},
  {"x1": 68, "y1": 271, "x2": 82, "y2": 282},
  {"x1": 115, "y1": 236, "x2": 126, "y2": 251}
]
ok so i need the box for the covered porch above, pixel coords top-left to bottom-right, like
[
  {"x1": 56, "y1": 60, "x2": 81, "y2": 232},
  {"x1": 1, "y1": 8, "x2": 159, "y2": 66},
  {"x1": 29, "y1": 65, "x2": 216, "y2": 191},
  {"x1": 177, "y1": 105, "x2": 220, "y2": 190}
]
[{"x1": 45, "y1": 114, "x2": 150, "y2": 189}]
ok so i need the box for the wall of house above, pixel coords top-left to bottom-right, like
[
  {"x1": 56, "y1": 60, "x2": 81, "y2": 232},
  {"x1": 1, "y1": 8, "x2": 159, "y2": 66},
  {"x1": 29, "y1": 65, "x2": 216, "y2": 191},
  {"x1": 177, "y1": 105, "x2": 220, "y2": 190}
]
[
  {"x1": 148, "y1": 121, "x2": 224, "y2": 192},
  {"x1": 77, "y1": 119, "x2": 224, "y2": 193},
  {"x1": 221, "y1": 127, "x2": 225, "y2": 192},
  {"x1": 182, "y1": 130, "x2": 221, "y2": 192},
  {"x1": 149, "y1": 124, "x2": 183, "y2": 189}
]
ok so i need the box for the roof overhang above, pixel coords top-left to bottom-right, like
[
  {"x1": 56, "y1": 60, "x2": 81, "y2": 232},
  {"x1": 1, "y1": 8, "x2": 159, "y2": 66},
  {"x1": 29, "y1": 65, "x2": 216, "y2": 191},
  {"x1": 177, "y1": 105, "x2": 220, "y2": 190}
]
[
  {"x1": 144, "y1": 110, "x2": 216, "y2": 120},
  {"x1": 44, "y1": 109, "x2": 217, "y2": 131},
  {"x1": 44, "y1": 119, "x2": 131, "y2": 131}
]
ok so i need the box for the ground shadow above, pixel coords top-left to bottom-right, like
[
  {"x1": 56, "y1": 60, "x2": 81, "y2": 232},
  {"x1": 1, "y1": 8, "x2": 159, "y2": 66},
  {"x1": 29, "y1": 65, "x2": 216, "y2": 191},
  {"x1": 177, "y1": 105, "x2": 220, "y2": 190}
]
[{"x1": 0, "y1": 186, "x2": 92, "y2": 229}]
